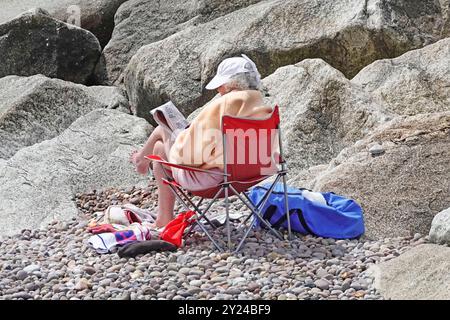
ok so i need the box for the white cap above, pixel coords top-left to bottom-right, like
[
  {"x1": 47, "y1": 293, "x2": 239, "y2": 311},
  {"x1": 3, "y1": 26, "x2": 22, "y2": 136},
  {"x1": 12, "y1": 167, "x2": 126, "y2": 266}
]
[{"x1": 205, "y1": 54, "x2": 261, "y2": 90}]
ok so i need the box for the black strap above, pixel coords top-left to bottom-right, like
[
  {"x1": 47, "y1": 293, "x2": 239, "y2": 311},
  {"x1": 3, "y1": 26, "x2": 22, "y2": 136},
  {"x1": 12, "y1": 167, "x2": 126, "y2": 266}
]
[
  {"x1": 272, "y1": 209, "x2": 297, "y2": 229},
  {"x1": 262, "y1": 206, "x2": 278, "y2": 225},
  {"x1": 296, "y1": 208, "x2": 317, "y2": 236},
  {"x1": 265, "y1": 208, "x2": 317, "y2": 236}
]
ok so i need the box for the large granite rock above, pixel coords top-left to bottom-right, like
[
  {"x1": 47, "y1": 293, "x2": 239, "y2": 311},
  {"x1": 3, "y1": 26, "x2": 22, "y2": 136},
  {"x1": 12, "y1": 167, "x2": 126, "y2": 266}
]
[
  {"x1": 124, "y1": 0, "x2": 449, "y2": 123},
  {"x1": 0, "y1": 75, "x2": 130, "y2": 159},
  {"x1": 0, "y1": 0, "x2": 128, "y2": 47},
  {"x1": 310, "y1": 112, "x2": 450, "y2": 239},
  {"x1": 262, "y1": 59, "x2": 392, "y2": 172},
  {"x1": 352, "y1": 38, "x2": 450, "y2": 116},
  {"x1": 0, "y1": 8, "x2": 101, "y2": 84},
  {"x1": 429, "y1": 207, "x2": 450, "y2": 245},
  {"x1": 440, "y1": 0, "x2": 450, "y2": 36},
  {"x1": 86, "y1": 86, "x2": 131, "y2": 114},
  {"x1": 95, "y1": 0, "x2": 263, "y2": 85},
  {"x1": 287, "y1": 164, "x2": 329, "y2": 191},
  {"x1": 367, "y1": 244, "x2": 450, "y2": 300},
  {"x1": 0, "y1": 109, "x2": 152, "y2": 236}
]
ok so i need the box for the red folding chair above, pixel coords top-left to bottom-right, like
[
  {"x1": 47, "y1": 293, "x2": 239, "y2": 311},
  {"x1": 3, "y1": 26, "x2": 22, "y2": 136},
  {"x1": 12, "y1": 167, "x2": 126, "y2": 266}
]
[{"x1": 145, "y1": 105, "x2": 291, "y2": 252}]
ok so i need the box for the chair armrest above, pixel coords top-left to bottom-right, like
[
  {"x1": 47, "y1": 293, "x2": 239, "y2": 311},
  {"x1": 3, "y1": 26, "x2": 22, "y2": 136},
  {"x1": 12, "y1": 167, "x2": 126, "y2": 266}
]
[{"x1": 145, "y1": 155, "x2": 229, "y2": 176}]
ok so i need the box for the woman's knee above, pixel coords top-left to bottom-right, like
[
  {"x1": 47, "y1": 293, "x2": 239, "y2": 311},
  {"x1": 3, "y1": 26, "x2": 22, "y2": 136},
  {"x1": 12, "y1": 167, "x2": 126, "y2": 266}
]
[
  {"x1": 153, "y1": 141, "x2": 166, "y2": 158},
  {"x1": 151, "y1": 125, "x2": 162, "y2": 135}
]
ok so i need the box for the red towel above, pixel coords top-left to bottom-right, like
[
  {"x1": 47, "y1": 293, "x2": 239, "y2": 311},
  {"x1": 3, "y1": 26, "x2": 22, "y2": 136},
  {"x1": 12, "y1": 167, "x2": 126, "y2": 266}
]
[{"x1": 160, "y1": 211, "x2": 196, "y2": 247}]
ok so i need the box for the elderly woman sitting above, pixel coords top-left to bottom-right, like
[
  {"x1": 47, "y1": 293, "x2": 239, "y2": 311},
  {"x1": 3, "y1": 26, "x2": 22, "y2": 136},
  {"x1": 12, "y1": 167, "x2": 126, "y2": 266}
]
[{"x1": 131, "y1": 55, "x2": 273, "y2": 228}]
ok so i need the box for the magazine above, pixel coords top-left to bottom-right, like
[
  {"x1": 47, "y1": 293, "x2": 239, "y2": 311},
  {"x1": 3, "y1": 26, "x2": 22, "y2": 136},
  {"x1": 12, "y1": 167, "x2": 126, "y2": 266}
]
[
  {"x1": 150, "y1": 101, "x2": 189, "y2": 133},
  {"x1": 150, "y1": 101, "x2": 189, "y2": 144},
  {"x1": 150, "y1": 95, "x2": 221, "y2": 144}
]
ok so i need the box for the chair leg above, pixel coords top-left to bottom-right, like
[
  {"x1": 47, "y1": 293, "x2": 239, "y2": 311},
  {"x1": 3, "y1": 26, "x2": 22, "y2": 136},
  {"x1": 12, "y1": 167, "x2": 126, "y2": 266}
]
[
  {"x1": 235, "y1": 215, "x2": 257, "y2": 253},
  {"x1": 240, "y1": 192, "x2": 262, "y2": 225},
  {"x1": 229, "y1": 185, "x2": 283, "y2": 240},
  {"x1": 224, "y1": 186, "x2": 232, "y2": 251},
  {"x1": 241, "y1": 189, "x2": 275, "y2": 224},
  {"x1": 177, "y1": 187, "x2": 218, "y2": 229},
  {"x1": 239, "y1": 183, "x2": 279, "y2": 227},
  {"x1": 166, "y1": 184, "x2": 192, "y2": 212},
  {"x1": 191, "y1": 217, "x2": 224, "y2": 252},
  {"x1": 183, "y1": 192, "x2": 220, "y2": 238},
  {"x1": 164, "y1": 184, "x2": 224, "y2": 251},
  {"x1": 281, "y1": 173, "x2": 292, "y2": 240}
]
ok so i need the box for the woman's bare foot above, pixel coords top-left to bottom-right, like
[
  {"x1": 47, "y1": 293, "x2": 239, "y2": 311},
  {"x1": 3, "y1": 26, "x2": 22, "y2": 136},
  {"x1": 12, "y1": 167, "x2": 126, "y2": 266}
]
[
  {"x1": 130, "y1": 150, "x2": 152, "y2": 175},
  {"x1": 146, "y1": 222, "x2": 167, "y2": 230},
  {"x1": 151, "y1": 215, "x2": 174, "y2": 229},
  {"x1": 129, "y1": 150, "x2": 138, "y2": 163}
]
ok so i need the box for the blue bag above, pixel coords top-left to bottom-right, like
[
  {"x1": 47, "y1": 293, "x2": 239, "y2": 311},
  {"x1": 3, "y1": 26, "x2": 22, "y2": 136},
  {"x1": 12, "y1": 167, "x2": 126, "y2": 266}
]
[{"x1": 248, "y1": 182, "x2": 365, "y2": 239}]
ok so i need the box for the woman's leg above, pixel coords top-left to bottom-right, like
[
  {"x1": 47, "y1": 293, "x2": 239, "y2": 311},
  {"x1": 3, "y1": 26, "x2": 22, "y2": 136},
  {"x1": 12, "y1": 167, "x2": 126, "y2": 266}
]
[{"x1": 153, "y1": 140, "x2": 176, "y2": 228}]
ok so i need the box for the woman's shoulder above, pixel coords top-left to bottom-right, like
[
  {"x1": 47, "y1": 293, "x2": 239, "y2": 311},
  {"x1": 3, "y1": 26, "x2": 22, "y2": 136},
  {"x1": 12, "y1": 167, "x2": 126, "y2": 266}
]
[
  {"x1": 225, "y1": 89, "x2": 261, "y2": 100},
  {"x1": 199, "y1": 90, "x2": 265, "y2": 117}
]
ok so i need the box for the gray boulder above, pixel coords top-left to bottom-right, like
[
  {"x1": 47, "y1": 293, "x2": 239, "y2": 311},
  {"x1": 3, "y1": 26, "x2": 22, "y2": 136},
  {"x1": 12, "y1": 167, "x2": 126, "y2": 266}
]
[
  {"x1": 0, "y1": 109, "x2": 152, "y2": 236},
  {"x1": 0, "y1": 8, "x2": 101, "y2": 84},
  {"x1": 95, "y1": 0, "x2": 263, "y2": 85},
  {"x1": 0, "y1": 0, "x2": 128, "y2": 47},
  {"x1": 367, "y1": 244, "x2": 450, "y2": 300},
  {"x1": 352, "y1": 38, "x2": 450, "y2": 116},
  {"x1": 0, "y1": 75, "x2": 130, "y2": 160},
  {"x1": 310, "y1": 112, "x2": 450, "y2": 239},
  {"x1": 124, "y1": 0, "x2": 449, "y2": 123},
  {"x1": 262, "y1": 59, "x2": 392, "y2": 173},
  {"x1": 287, "y1": 164, "x2": 329, "y2": 191},
  {"x1": 429, "y1": 207, "x2": 450, "y2": 245},
  {"x1": 86, "y1": 86, "x2": 131, "y2": 114},
  {"x1": 440, "y1": 0, "x2": 450, "y2": 36}
]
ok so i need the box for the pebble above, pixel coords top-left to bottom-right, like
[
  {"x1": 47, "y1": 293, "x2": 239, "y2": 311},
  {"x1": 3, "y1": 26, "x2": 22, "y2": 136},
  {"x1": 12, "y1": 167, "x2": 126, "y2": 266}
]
[
  {"x1": 12, "y1": 292, "x2": 33, "y2": 300},
  {"x1": 310, "y1": 288, "x2": 322, "y2": 295},
  {"x1": 25, "y1": 283, "x2": 40, "y2": 292},
  {"x1": 75, "y1": 278, "x2": 92, "y2": 291},
  {"x1": 143, "y1": 287, "x2": 157, "y2": 295},
  {"x1": 342, "y1": 279, "x2": 352, "y2": 291},
  {"x1": 99, "y1": 279, "x2": 112, "y2": 287},
  {"x1": 117, "y1": 292, "x2": 131, "y2": 300},
  {"x1": 130, "y1": 197, "x2": 141, "y2": 205},
  {"x1": 179, "y1": 267, "x2": 190, "y2": 275},
  {"x1": 211, "y1": 276, "x2": 227, "y2": 283},
  {"x1": 130, "y1": 270, "x2": 143, "y2": 279},
  {"x1": 369, "y1": 144, "x2": 384, "y2": 156},
  {"x1": 84, "y1": 266, "x2": 96, "y2": 275},
  {"x1": 314, "y1": 279, "x2": 330, "y2": 291},
  {"x1": 23, "y1": 264, "x2": 40, "y2": 273},
  {"x1": 190, "y1": 280, "x2": 203, "y2": 287},
  {"x1": 16, "y1": 270, "x2": 28, "y2": 281},
  {"x1": 350, "y1": 281, "x2": 367, "y2": 291},
  {"x1": 225, "y1": 288, "x2": 241, "y2": 295},
  {"x1": 187, "y1": 288, "x2": 202, "y2": 295},
  {"x1": 316, "y1": 268, "x2": 330, "y2": 279},
  {"x1": 231, "y1": 277, "x2": 247, "y2": 286}
]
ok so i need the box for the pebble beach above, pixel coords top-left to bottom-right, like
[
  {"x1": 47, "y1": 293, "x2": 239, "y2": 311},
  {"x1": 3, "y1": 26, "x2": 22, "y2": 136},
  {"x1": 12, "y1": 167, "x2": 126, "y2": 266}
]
[{"x1": 0, "y1": 183, "x2": 429, "y2": 300}]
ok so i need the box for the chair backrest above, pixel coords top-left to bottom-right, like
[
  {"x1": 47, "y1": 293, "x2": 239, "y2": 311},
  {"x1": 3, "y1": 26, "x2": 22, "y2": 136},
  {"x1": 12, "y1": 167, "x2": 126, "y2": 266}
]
[{"x1": 221, "y1": 105, "x2": 281, "y2": 183}]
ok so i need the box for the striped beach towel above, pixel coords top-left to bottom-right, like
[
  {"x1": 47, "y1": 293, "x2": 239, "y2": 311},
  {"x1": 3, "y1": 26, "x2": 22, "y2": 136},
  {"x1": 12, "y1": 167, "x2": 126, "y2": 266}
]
[{"x1": 88, "y1": 223, "x2": 154, "y2": 254}]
